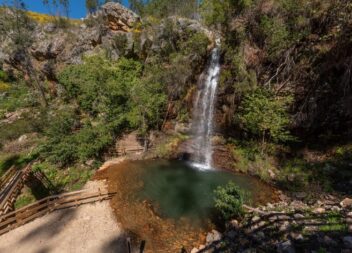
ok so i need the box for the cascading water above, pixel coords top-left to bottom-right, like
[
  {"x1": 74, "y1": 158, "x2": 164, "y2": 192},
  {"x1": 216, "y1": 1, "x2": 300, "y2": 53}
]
[{"x1": 190, "y1": 39, "x2": 221, "y2": 171}]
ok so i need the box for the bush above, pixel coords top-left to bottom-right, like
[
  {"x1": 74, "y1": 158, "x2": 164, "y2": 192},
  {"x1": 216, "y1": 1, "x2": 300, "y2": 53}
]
[{"x1": 214, "y1": 182, "x2": 245, "y2": 220}]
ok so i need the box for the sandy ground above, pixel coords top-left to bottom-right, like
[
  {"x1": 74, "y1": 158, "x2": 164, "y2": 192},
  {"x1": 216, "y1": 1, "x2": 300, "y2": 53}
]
[{"x1": 0, "y1": 180, "x2": 128, "y2": 253}]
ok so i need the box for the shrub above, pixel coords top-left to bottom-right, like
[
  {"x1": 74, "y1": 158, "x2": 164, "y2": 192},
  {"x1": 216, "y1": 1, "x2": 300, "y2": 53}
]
[
  {"x1": 179, "y1": 32, "x2": 209, "y2": 57},
  {"x1": 0, "y1": 70, "x2": 8, "y2": 82},
  {"x1": 214, "y1": 182, "x2": 245, "y2": 220},
  {"x1": 0, "y1": 83, "x2": 33, "y2": 112}
]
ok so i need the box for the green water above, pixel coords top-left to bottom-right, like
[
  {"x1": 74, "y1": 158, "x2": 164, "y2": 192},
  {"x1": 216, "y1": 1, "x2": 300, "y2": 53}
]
[{"x1": 136, "y1": 160, "x2": 275, "y2": 223}]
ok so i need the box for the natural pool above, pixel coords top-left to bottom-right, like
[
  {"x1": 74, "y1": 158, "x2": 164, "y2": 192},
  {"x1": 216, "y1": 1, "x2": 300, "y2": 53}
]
[
  {"x1": 95, "y1": 159, "x2": 277, "y2": 252},
  {"x1": 139, "y1": 160, "x2": 274, "y2": 223}
]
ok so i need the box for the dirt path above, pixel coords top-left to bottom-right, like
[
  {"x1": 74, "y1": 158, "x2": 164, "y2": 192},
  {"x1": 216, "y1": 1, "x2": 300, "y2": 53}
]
[{"x1": 0, "y1": 180, "x2": 126, "y2": 253}]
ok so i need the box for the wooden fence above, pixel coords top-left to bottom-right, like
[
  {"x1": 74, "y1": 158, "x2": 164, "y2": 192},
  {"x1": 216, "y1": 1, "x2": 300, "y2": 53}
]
[
  {"x1": 0, "y1": 166, "x2": 17, "y2": 189},
  {"x1": 0, "y1": 188, "x2": 116, "y2": 236}
]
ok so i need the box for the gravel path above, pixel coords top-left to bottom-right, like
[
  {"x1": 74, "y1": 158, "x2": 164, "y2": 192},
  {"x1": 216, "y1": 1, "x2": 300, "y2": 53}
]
[{"x1": 0, "y1": 180, "x2": 127, "y2": 253}]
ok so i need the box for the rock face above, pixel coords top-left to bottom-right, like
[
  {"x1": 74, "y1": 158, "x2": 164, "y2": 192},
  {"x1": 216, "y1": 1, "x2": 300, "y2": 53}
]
[
  {"x1": 31, "y1": 37, "x2": 65, "y2": 61},
  {"x1": 100, "y1": 2, "x2": 140, "y2": 31}
]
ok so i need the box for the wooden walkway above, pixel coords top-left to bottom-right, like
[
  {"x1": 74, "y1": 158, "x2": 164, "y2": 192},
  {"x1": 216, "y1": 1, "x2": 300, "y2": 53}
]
[{"x1": 0, "y1": 188, "x2": 116, "y2": 236}]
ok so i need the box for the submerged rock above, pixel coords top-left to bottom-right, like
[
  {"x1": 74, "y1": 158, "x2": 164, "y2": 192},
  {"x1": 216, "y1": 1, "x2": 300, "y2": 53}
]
[
  {"x1": 206, "y1": 230, "x2": 222, "y2": 244},
  {"x1": 340, "y1": 198, "x2": 352, "y2": 208},
  {"x1": 343, "y1": 236, "x2": 352, "y2": 249},
  {"x1": 277, "y1": 240, "x2": 295, "y2": 253}
]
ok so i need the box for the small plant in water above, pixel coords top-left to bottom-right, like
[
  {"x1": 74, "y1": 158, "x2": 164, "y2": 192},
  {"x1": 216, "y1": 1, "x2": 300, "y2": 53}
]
[{"x1": 214, "y1": 182, "x2": 245, "y2": 220}]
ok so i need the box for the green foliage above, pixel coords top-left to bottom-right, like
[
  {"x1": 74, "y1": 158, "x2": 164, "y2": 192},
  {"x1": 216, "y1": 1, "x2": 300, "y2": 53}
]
[
  {"x1": 128, "y1": 76, "x2": 167, "y2": 136},
  {"x1": 214, "y1": 182, "x2": 245, "y2": 220},
  {"x1": 58, "y1": 55, "x2": 142, "y2": 116},
  {"x1": 200, "y1": 0, "x2": 252, "y2": 26},
  {"x1": 47, "y1": 55, "x2": 167, "y2": 165},
  {"x1": 0, "y1": 113, "x2": 42, "y2": 148},
  {"x1": 231, "y1": 140, "x2": 277, "y2": 182},
  {"x1": 0, "y1": 70, "x2": 8, "y2": 82},
  {"x1": 237, "y1": 88, "x2": 294, "y2": 144},
  {"x1": 40, "y1": 108, "x2": 118, "y2": 166},
  {"x1": 33, "y1": 162, "x2": 94, "y2": 192},
  {"x1": 179, "y1": 32, "x2": 209, "y2": 58},
  {"x1": 136, "y1": 0, "x2": 198, "y2": 18},
  {"x1": 260, "y1": 15, "x2": 290, "y2": 58},
  {"x1": 14, "y1": 191, "x2": 36, "y2": 209},
  {"x1": 0, "y1": 83, "x2": 34, "y2": 115},
  {"x1": 200, "y1": 0, "x2": 229, "y2": 26}
]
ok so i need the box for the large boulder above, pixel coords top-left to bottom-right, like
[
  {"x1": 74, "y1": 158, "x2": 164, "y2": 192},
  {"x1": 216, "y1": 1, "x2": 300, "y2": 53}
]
[{"x1": 100, "y1": 2, "x2": 140, "y2": 32}]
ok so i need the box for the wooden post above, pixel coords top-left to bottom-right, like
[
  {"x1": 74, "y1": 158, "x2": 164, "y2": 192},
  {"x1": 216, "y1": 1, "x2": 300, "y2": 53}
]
[
  {"x1": 127, "y1": 237, "x2": 131, "y2": 253},
  {"x1": 140, "y1": 240, "x2": 146, "y2": 253}
]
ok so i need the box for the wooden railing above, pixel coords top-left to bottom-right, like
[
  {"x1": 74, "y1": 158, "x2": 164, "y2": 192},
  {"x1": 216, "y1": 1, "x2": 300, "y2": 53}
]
[{"x1": 0, "y1": 188, "x2": 116, "y2": 236}]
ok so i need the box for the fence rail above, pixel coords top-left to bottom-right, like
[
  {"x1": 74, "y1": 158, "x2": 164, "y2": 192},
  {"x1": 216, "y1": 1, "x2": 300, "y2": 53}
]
[{"x1": 0, "y1": 188, "x2": 116, "y2": 236}]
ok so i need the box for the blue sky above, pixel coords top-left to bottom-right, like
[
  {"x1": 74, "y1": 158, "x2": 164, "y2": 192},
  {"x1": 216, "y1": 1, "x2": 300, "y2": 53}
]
[{"x1": 0, "y1": 0, "x2": 130, "y2": 19}]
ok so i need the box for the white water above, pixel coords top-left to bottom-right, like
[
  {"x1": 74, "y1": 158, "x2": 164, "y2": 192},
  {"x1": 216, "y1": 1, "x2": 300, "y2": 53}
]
[{"x1": 190, "y1": 39, "x2": 221, "y2": 171}]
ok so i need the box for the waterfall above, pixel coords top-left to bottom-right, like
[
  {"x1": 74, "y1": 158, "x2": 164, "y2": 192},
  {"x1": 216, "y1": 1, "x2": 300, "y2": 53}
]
[{"x1": 190, "y1": 39, "x2": 221, "y2": 171}]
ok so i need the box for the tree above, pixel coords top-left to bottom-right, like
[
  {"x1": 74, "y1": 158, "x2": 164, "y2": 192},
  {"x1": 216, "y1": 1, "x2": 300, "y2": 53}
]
[
  {"x1": 128, "y1": 77, "x2": 167, "y2": 151},
  {"x1": 42, "y1": 0, "x2": 70, "y2": 18},
  {"x1": 0, "y1": 0, "x2": 48, "y2": 106},
  {"x1": 131, "y1": 0, "x2": 198, "y2": 18},
  {"x1": 103, "y1": 0, "x2": 122, "y2": 3},
  {"x1": 237, "y1": 88, "x2": 293, "y2": 146},
  {"x1": 129, "y1": 0, "x2": 144, "y2": 15},
  {"x1": 86, "y1": 0, "x2": 99, "y2": 14}
]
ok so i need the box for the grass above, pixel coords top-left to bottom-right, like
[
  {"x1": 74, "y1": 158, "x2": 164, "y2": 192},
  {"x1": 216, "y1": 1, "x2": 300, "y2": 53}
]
[
  {"x1": 318, "y1": 212, "x2": 348, "y2": 233},
  {"x1": 14, "y1": 189, "x2": 36, "y2": 209}
]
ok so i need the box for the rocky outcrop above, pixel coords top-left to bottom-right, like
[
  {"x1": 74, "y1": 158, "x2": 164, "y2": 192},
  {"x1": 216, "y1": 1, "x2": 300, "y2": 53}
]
[
  {"x1": 0, "y1": 3, "x2": 141, "y2": 80},
  {"x1": 31, "y1": 37, "x2": 65, "y2": 61},
  {"x1": 100, "y1": 2, "x2": 140, "y2": 32}
]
